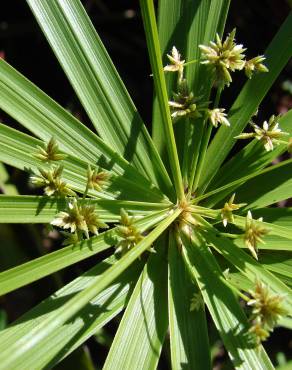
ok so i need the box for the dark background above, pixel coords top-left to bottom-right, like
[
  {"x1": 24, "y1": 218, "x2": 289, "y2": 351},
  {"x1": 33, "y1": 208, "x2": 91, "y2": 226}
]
[{"x1": 0, "y1": 1, "x2": 291, "y2": 369}]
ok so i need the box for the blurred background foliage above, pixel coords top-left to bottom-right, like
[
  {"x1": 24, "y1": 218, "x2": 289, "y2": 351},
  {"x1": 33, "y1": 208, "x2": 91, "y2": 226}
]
[{"x1": 0, "y1": 1, "x2": 291, "y2": 369}]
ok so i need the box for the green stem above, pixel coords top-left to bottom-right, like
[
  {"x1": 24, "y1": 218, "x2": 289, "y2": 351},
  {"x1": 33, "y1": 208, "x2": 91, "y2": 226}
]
[
  {"x1": 82, "y1": 183, "x2": 89, "y2": 199},
  {"x1": 192, "y1": 88, "x2": 223, "y2": 194},
  {"x1": 187, "y1": 119, "x2": 204, "y2": 196},
  {"x1": 140, "y1": 0, "x2": 185, "y2": 201},
  {"x1": 183, "y1": 59, "x2": 199, "y2": 67},
  {"x1": 182, "y1": 117, "x2": 190, "y2": 187}
]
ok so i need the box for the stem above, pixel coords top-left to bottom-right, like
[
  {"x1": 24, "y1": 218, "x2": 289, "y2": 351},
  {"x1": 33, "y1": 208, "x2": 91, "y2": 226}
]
[
  {"x1": 187, "y1": 119, "x2": 204, "y2": 196},
  {"x1": 82, "y1": 183, "x2": 89, "y2": 199},
  {"x1": 140, "y1": 0, "x2": 185, "y2": 201},
  {"x1": 182, "y1": 117, "x2": 190, "y2": 186},
  {"x1": 192, "y1": 87, "x2": 223, "y2": 193},
  {"x1": 183, "y1": 59, "x2": 199, "y2": 67}
]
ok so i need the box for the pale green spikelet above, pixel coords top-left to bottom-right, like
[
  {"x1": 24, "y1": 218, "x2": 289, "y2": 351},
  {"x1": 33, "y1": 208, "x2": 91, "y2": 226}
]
[
  {"x1": 221, "y1": 193, "x2": 246, "y2": 227},
  {"x1": 248, "y1": 280, "x2": 288, "y2": 345},
  {"x1": 30, "y1": 165, "x2": 76, "y2": 196},
  {"x1": 34, "y1": 137, "x2": 67, "y2": 162},
  {"x1": 199, "y1": 28, "x2": 246, "y2": 87},
  {"x1": 244, "y1": 55, "x2": 268, "y2": 79},
  {"x1": 115, "y1": 209, "x2": 143, "y2": 256},
  {"x1": 244, "y1": 211, "x2": 269, "y2": 259},
  {"x1": 87, "y1": 165, "x2": 111, "y2": 192},
  {"x1": 51, "y1": 198, "x2": 108, "y2": 239}
]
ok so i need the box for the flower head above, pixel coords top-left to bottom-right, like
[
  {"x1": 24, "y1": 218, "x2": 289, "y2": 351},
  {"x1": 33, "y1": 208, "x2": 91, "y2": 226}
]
[
  {"x1": 248, "y1": 280, "x2": 288, "y2": 345},
  {"x1": 208, "y1": 108, "x2": 230, "y2": 128},
  {"x1": 221, "y1": 193, "x2": 246, "y2": 227},
  {"x1": 51, "y1": 198, "x2": 108, "y2": 239},
  {"x1": 34, "y1": 137, "x2": 67, "y2": 162},
  {"x1": 244, "y1": 55, "x2": 268, "y2": 79},
  {"x1": 115, "y1": 209, "x2": 143, "y2": 255},
  {"x1": 169, "y1": 79, "x2": 208, "y2": 120},
  {"x1": 87, "y1": 165, "x2": 110, "y2": 192},
  {"x1": 164, "y1": 46, "x2": 185, "y2": 82},
  {"x1": 30, "y1": 165, "x2": 76, "y2": 196},
  {"x1": 199, "y1": 29, "x2": 246, "y2": 87},
  {"x1": 244, "y1": 211, "x2": 269, "y2": 259},
  {"x1": 235, "y1": 115, "x2": 288, "y2": 151}
]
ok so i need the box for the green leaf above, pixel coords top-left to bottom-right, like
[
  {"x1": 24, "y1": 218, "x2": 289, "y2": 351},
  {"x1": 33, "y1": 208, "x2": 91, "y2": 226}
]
[
  {"x1": 181, "y1": 231, "x2": 273, "y2": 370},
  {"x1": 104, "y1": 235, "x2": 168, "y2": 370},
  {"x1": 140, "y1": 0, "x2": 184, "y2": 200},
  {"x1": 168, "y1": 230, "x2": 210, "y2": 370},
  {"x1": 198, "y1": 12, "x2": 292, "y2": 193},
  {"x1": 197, "y1": 158, "x2": 292, "y2": 208},
  {"x1": 260, "y1": 251, "x2": 292, "y2": 280},
  {"x1": 0, "y1": 209, "x2": 169, "y2": 295},
  {"x1": 0, "y1": 195, "x2": 170, "y2": 223},
  {"x1": 26, "y1": 0, "x2": 173, "y2": 197},
  {"x1": 0, "y1": 123, "x2": 167, "y2": 203},
  {"x1": 251, "y1": 207, "x2": 292, "y2": 228},
  {"x1": 203, "y1": 229, "x2": 292, "y2": 312},
  {"x1": 235, "y1": 161, "x2": 292, "y2": 210},
  {"x1": 207, "y1": 109, "x2": 292, "y2": 192},
  {"x1": 0, "y1": 255, "x2": 143, "y2": 370},
  {"x1": 0, "y1": 207, "x2": 181, "y2": 370}
]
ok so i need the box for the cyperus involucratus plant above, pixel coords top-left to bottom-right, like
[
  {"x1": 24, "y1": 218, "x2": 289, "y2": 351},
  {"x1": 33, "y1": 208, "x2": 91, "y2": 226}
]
[{"x1": 0, "y1": 1, "x2": 291, "y2": 369}]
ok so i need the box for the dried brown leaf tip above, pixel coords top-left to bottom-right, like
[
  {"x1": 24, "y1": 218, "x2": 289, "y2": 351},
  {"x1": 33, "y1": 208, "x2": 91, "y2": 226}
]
[
  {"x1": 34, "y1": 137, "x2": 67, "y2": 162},
  {"x1": 248, "y1": 280, "x2": 288, "y2": 345}
]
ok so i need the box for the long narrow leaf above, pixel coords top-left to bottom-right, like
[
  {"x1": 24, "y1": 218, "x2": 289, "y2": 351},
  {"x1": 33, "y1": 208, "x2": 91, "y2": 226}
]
[
  {"x1": 26, "y1": 0, "x2": 173, "y2": 197},
  {"x1": 0, "y1": 209, "x2": 169, "y2": 295},
  {"x1": 0, "y1": 207, "x2": 181, "y2": 370},
  {"x1": 203, "y1": 229, "x2": 292, "y2": 311},
  {"x1": 0, "y1": 255, "x2": 143, "y2": 370},
  {"x1": 0, "y1": 123, "x2": 167, "y2": 202},
  {"x1": 168, "y1": 230, "x2": 210, "y2": 369},
  {"x1": 0, "y1": 195, "x2": 169, "y2": 223},
  {"x1": 181, "y1": 231, "x2": 273, "y2": 370},
  {"x1": 104, "y1": 235, "x2": 168, "y2": 370}
]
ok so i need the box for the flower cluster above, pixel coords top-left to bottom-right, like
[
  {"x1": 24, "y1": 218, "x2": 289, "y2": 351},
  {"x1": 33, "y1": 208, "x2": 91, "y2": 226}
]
[
  {"x1": 51, "y1": 198, "x2": 108, "y2": 241},
  {"x1": 244, "y1": 211, "x2": 269, "y2": 259},
  {"x1": 87, "y1": 165, "x2": 111, "y2": 192},
  {"x1": 31, "y1": 165, "x2": 75, "y2": 197},
  {"x1": 34, "y1": 137, "x2": 67, "y2": 162},
  {"x1": 168, "y1": 79, "x2": 208, "y2": 120},
  {"x1": 115, "y1": 209, "x2": 143, "y2": 256},
  {"x1": 221, "y1": 193, "x2": 246, "y2": 227},
  {"x1": 235, "y1": 114, "x2": 288, "y2": 152},
  {"x1": 199, "y1": 29, "x2": 268, "y2": 87},
  {"x1": 248, "y1": 281, "x2": 288, "y2": 345},
  {"x1": 163, "y1": 47, "x2": 230, "y2": 127}
]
